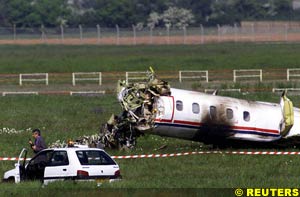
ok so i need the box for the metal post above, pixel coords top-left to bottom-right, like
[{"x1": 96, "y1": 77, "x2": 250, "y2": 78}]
[
  {"x1": 287, "y1": 69, "x2": 290, "y2": 81},
  {"x1": 217, "y1": 24, "x2": 221, "y2": 42},
  {"x1": 234, "y1": 23, "x2": 238, "y2": 42},
  {"x1": 13, "y1": 24, "x2": 16, "y2": 41},
  {"x1": 259, "y1": 70, "x2": 262, "y2": 82},
  {"x1": 251, "y1": 23, "x2": 255, "y2": 42},
  {"x1": 132, "y1": 24, "x2": 136, "y2": 45},
  {"x1": 72, "y1": 73, "x2": 75, "y2": 86},
  {"x1": 41, "y1": 24, "x2": 46, "y2": 43},
  {"x1": 166, "y1": 24, "x2": 170, "y2": 44},
  {"x1": 125, "y1": 72, "x2": 128, "y2": 84},
  {"x1": 179, "y1": 71, "x2": 182, "y2": 83},
  {"x1": 233, "y1": 70, "x2": 236, "y2": 82},
  {"x1": 46, "y1": 73, "x2": 49, "y2": 85},
  {"x1": 200, "y1": 24, "x2": 204, "y2": 44},
  {"x1": 99, "y1": 72, "x2": 102, "y2": 85},
  {"x1": 267, "y1": 23, "x2": 271, "y2": 42},
  {"x1": 19, "y1": 74, "x2": 22, "y2": 86},
  {"x1": 116, "y1": 24, "x2": 120, "y2": 45},
  {"x1": 183, "y1": 26, "x2": 187, "y2": 44},
  {"x1": 79, "y1": 24, "x2": 83, "y2": 44},
  {"x1": 285, "y1": 23, "x2": 288, "y2": 42},
  {"x1": 60, "y1": 24, "x2": 64, "y2": 43},
  {"x1": 97, "y1": 24, "x2": 101, "y2": 45},
  {"x1": 149, "y1": 26, "x2": 153, "y2": 44}
]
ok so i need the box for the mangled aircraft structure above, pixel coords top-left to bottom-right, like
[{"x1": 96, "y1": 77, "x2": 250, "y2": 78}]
[
  {"x1": 97, "y1": 67, "x2": 300, "y2": 149},
  {"x1": 99, "y1": 67, "x2": 171, "y2": 148}
]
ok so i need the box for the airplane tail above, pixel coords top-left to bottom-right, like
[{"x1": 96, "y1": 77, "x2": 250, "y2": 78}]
[{"x1": 280, "y1": 91, "x2": 294, "y2": 137}]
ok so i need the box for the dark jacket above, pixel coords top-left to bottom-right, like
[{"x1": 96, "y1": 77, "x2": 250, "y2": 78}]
[{"x1": 34, "y1": 136, "x2": 47, "y2": 153}]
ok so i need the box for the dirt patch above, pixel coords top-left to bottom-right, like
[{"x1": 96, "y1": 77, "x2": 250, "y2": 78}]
[{"x1": 1, "y1": 33, "x2": 300, "y2": 45}]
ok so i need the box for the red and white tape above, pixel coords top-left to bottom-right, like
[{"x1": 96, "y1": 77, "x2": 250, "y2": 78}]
[
  {"x1": 111, "y1": 151, "x2": 300, "y2": 159},
  {"x1": 0, "y1": 157, "x2": 30, "y2": 161},
  {"x1": 1, "y1": 151, "x2": 300, "y2": 161}
]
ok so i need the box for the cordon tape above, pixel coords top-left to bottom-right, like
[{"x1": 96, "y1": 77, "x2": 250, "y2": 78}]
[{"x1": 1, "y1": 151, "x2": 300, "y2": 161}]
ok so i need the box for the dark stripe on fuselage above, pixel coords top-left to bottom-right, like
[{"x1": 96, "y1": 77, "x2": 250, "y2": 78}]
[{"x1": 154, "y1": 122, "x2": 281, "y2": 138}]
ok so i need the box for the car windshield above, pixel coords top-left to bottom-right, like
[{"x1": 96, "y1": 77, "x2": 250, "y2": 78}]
[{"x1": 75, "y1": 150, "x2": 116, "y2": 165}]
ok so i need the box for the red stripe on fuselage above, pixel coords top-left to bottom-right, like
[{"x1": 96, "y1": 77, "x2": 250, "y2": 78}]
[
  {"x1": 232, "y1": 125, "x2": 278, "y2": 134},
  {"x1": 173, "y1": 120, "x2": 202, "y2": 126},
  {"x1": 154, "y1": 119, "x2": 279, "y2": 134}
]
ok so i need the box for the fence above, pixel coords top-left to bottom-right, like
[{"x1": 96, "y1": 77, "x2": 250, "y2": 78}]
[
  {"x1": 204, "y1": 89, "x2": 241, "y2": 94},
  {"x1": 2, "y1": 91, "x2": 38, "y2": 96},
  {"x1": 2, "y1": 69, "x2": 300, "y2": 95},
  {"x1": 179, "y1": 70, "x2": 208, "y2": 83},
  {"x1": 125, "y1": 71, "x2": 149, "y2": 84},
  {"x1": 72, "y1": 72, "x2": 102, "y2": 86},
  {"x1": 2, "y1": 22, "x2": 300, "y2": 45},
  {"x1": 3, "y1": 68, "x2": 299, "y2": 86},
  {"x1": 233, "y1": 69, "x2": 262, "y2": 82},
  {"x1": 272, "y1": 88, "x2": 300, "y2": 94},
  {"x1": 19, "y1": 73, "x2": 48, "y2": 85},
  {"x1": 70, "y1": 90, "x2": 105, "y2": 96},
  {"x1": 287, "y1": 68, "x2": 300, "y2": 81}
]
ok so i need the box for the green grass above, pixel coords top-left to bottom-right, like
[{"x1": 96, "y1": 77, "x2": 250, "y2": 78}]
[
  {"x1": 0, "y1": 95, "x2": 121, "y2": 156},
  {"x1": 0, "y1": 92, "x2": 300, "y2": 194},
  {"x1": 1, "y1": 44, "x2": 300, "y2": 195},
  {"x1": 0, "y1": 43, "x2": 299, "y2": 73}
]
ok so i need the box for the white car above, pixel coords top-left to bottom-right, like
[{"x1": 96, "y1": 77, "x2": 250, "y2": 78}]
[{"x1": 3, "y1": 147, "x2": 121, "y2": 184}]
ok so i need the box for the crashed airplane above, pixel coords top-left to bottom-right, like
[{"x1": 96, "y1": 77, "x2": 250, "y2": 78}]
[{"x1": 98, "y1": 68, "x2": 300, "y2": 149}]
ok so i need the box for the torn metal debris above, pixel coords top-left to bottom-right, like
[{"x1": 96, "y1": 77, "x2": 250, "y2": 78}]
[{"x1": 99, "y1": 67, "x2": 170, "y2": 149}]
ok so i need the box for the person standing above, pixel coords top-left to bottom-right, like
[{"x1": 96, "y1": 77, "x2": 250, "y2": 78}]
[{"x1": 29, "y1": 128, "x2": 47, "y2": 154}]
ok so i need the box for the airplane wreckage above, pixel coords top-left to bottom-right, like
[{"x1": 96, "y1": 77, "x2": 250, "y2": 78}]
[{"x1": 72, "y1": 68, "x2": 300, "y2": 149}]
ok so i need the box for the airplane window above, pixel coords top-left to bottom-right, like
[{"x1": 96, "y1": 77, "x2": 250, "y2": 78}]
[
  {"x1": 176, "y1": 100, "x2": 183, "y2": 111},
  {"x1": 243, "y1": 111, "x2": 250, "y2": 121},
  {"x1": 209, "y1": 106, "x2": 217, "y2": 119},
  {"x1": 226, "y1": 108, "x2": 233, "y2": 119},
  {"x1": 192, "y1": 103, "x2": 200, "y2": 114}
]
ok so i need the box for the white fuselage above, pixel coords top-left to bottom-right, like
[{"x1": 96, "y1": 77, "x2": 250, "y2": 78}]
[{"x1": 151, "y1": 88, "x2": 300, "y2": 143}]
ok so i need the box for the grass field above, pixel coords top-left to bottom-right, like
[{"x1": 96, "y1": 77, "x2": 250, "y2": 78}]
[
  {"x1": 1, "y1": 43, "x2": 300, "y2": 195},
  {"x1": 0, "y1": 43, "x2": 300, "y2": 73}
]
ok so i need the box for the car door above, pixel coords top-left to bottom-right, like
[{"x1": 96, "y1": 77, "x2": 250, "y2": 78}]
[
  {"x1": 44, "y1": 150, "x2": 70, "y2": 182},
  {"x1": 25, "y1": 150, "x2": 54, "y2": 181}
]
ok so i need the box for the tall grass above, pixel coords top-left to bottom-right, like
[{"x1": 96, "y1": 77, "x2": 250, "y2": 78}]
[{"x1": 0, "y1": 43, "x2": 300, "y2": 73}]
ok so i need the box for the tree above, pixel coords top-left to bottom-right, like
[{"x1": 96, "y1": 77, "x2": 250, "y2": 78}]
[
  {"x1": 235, "y1": 0, "x2": 265, "y2": 20},
  {"x1": 161, "y1": 7, "x2": 194, "y2": 28},
  {"x1": 147, "y1": 12, "x2": 160, "y2": 28},
  {"x1": 166, "y1": 0, "x2": 213, "y2": 24},
  {"x1": 29, "y1": 0, "x2": 70, "y2": 27},
  {"x1": 1, "y1": 0, "x2": 32, "y2": 27},
  {"x1": 82, "y1": 0, "x2": 136, "y2": 27},
  {"x1": 147, "y1": 6, "x2": 194, "y2": 28},
  {"x1": 273, "y1": 0, "x2": 293, "y2": 20},
  {"x1": 208, "y1": 0, "x2": 240, "y2": 25},
  {"x1": 0, "y1": 0, "x2": 296, "y2": 27}
]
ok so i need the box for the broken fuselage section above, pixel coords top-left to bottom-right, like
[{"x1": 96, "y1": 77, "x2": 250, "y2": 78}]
[
  {"x1": 99, "y1": 70, "x2": 300, "y2": 149},
  {"x1": 99, "y1": 70, "x2": 171, "y2": 149}
]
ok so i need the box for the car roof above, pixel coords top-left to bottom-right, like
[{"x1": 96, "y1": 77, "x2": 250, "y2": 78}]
[{"x1": 43, "y1": 147, "x2": 105, "y2": 152}]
